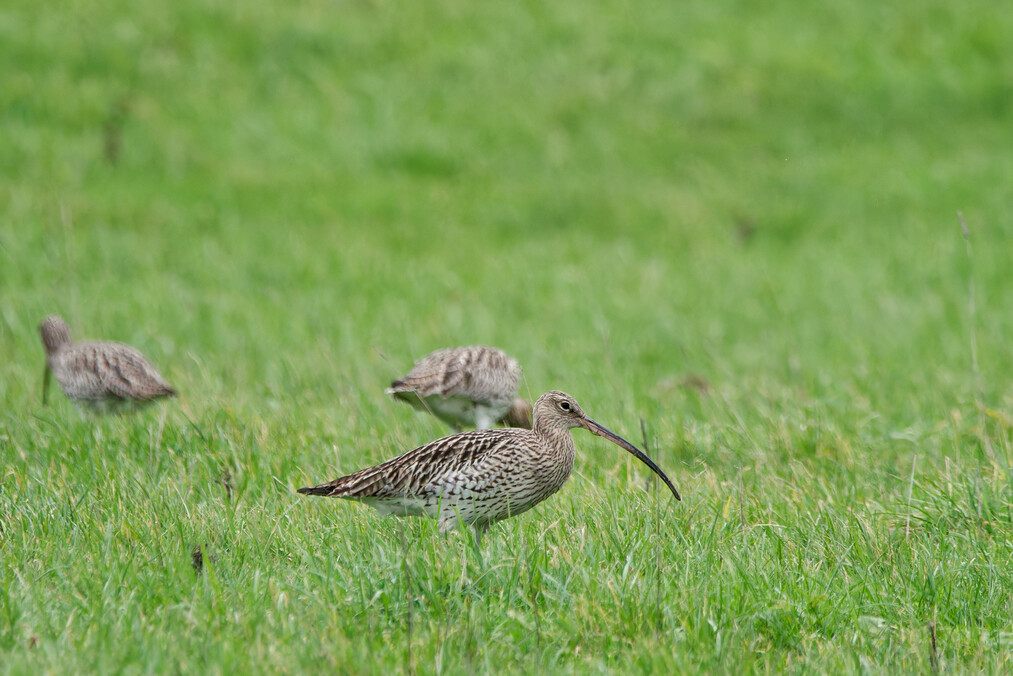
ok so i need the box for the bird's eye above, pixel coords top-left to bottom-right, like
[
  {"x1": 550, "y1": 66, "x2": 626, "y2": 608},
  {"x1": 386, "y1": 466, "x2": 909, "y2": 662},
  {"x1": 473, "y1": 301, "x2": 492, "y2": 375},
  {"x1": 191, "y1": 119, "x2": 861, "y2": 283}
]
[{"x1": 559, "y1": 401, "x2": 572, "y2": 411}]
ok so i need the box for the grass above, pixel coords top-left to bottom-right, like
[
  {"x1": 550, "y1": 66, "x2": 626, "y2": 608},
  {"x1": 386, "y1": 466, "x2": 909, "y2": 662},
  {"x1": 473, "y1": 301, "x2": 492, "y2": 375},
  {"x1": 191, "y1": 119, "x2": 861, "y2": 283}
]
[{"x1": 3, "y1": 0, "x2": 1013, "y2": 672}]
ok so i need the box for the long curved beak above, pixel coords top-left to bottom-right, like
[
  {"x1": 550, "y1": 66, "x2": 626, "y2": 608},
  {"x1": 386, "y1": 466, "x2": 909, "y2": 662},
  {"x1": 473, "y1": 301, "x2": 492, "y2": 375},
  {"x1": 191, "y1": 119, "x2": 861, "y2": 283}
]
[
  {"x1": 42, "y1": 363, "x2": 52, "y2": 405},
  {"x1": 581, "y1": 417, "x2": 681, "y2": 501}
]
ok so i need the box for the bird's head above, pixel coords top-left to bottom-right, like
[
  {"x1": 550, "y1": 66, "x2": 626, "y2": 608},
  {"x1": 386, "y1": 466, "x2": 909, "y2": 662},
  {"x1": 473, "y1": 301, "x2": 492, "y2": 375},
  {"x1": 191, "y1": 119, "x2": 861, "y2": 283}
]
[
  {"x1": 39, "y1": 315, "x2": 72, "y2": 355},
  {"x1": 533, "y1": 390, "x2": 681, "y2": 501}
]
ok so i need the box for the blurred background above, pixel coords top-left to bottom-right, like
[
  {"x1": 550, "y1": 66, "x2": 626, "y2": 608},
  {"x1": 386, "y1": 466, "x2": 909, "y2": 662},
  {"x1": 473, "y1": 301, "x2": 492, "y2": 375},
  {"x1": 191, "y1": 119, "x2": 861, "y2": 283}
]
[{"x1": 2, "y1": 0, "x2": 1012, "y2": 453}]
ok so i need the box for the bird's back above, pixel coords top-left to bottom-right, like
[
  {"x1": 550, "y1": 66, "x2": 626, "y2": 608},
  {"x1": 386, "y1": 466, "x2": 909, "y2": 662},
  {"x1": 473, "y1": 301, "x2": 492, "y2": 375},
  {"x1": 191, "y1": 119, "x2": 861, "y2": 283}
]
[
  {"x1": 389, "y1": 346, "x2": 521, "y2": 405},
  {"x1": 54, "y1": 340, "x2": 176, "y2": 403}
]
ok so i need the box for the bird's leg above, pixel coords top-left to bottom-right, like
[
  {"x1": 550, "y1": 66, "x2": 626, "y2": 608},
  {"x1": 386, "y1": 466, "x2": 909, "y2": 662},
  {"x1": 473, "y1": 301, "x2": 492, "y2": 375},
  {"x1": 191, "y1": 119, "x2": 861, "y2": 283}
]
[
  {"x1": 473, "y1": 405, "x2": 497, "y2": 431},
  {"x1": 467, "y1": 523, "x2": 487, "y2": 573},
  {"x1": 470, "y1": 524, "x2": 485, "y2": 548},
  {"x1": 438, "y1": 505, "x2": 459, "y2": 535},
  {"x1": 42, "y1": 364, "x2": 52, "y2": 405}
]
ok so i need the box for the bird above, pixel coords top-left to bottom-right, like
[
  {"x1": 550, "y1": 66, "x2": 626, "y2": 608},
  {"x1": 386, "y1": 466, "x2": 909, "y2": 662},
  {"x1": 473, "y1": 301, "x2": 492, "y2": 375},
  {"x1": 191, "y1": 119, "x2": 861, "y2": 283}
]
[
  {"x1": 298, "y1": 390, "x2": 680, "y2": 536},
  {"x1": 39, "y1": 315, "x2": 177, "y2": 411},
  {"x1": 387, "y1": 345, "x2": 532, "y2": 430}
]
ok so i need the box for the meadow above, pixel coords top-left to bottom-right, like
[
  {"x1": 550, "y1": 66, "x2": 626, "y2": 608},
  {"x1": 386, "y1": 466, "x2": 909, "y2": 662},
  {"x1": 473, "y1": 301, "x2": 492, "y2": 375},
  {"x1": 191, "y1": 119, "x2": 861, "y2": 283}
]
[{"x1": 2, "y1": 0, "x2": 1013, "y2": 672}]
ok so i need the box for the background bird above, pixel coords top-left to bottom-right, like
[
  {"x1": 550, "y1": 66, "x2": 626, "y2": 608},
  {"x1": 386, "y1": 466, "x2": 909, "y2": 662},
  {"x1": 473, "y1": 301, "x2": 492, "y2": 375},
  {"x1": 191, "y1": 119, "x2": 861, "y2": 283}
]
[
  {"x1": 387, "y1": 345, "x2": 532, "y2": 430},
  {"x1": 39, "y1": 315, "x2": 177, "y2": 411},
  {"x1": 298, "y1": 390, "x2": 680, "y2": 536}
]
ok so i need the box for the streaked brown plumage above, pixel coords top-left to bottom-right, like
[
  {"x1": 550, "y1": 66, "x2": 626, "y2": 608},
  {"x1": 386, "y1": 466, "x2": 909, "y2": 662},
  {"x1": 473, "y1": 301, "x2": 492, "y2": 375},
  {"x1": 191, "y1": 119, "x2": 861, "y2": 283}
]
[
  {"x1": 39, "y1": 315, "x2": 177, "y2": 411},
  {"x1": 298, "y1": 391, "x2": 680, "y2": 535},
  {"x1": 387, "y1": 345, "x2": 532, "y2": 430}
]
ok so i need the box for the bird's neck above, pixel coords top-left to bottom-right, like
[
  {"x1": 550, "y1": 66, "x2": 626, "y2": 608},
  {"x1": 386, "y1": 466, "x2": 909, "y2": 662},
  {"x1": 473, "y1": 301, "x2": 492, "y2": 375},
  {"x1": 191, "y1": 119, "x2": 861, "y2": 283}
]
[
  {"x1": 541, "y1": 426, "x2": 577, "y2": 466},
  {"x1": 45, "y1": 340, "x2": 72, "y2": 357}
]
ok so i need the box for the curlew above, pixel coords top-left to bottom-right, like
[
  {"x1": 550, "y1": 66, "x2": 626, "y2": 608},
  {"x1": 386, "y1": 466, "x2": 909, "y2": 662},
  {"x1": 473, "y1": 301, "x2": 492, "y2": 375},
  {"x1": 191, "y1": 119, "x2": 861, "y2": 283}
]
[
  {"x1": 39, "y1": 315, "x2": 177, "y2": 411},
  {"x1": 298, "y1": 391, "x2": 680, "y2": 535},
  {"x1": 387, "y1": 346, "x2": 532, "y2": 430}
]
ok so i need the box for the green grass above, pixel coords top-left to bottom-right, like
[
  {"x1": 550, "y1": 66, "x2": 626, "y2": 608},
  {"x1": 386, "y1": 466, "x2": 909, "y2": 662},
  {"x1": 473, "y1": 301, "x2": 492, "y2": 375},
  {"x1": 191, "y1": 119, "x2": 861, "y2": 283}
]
[{"x1": 3, "y1": 0, "x2": 1013, "y2": 672}]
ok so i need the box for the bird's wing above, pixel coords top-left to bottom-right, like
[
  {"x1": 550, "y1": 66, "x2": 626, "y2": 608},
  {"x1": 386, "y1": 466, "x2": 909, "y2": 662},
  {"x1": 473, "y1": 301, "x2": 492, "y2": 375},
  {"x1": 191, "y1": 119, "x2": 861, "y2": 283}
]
[
  {"x1": 389, "y1": 348, "x2": 471, "y2": 398},
  {"x1": 447, "y1": 347, "x2": 520, "y2": 403},
  {"x1": 299, "y1": 428, "x2": 530, "y2": 499},
  {"x1": 88, "y1": 343, "x2": 175, "y2": 400}
]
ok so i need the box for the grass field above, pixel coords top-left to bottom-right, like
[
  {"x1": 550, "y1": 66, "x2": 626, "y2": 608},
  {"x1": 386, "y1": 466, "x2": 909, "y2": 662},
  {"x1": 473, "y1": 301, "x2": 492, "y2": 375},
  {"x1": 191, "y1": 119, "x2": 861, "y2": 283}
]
[{"x1": 3, "y1": 0, "x2": 1013, "y2": 672}]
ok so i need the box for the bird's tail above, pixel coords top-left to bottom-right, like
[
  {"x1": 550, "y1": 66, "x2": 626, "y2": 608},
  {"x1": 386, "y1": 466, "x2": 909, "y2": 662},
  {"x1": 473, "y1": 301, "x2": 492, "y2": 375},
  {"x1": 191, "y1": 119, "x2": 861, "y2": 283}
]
[
  {"x1": 297, "y1": 467, "x2": 386, "y2": 498},
  {"x1": 297, "y1": 482, "x2": 337, "y2": 496},
  {"x1": 386, "y1": 379, "x2": 416, "y2": 396}
]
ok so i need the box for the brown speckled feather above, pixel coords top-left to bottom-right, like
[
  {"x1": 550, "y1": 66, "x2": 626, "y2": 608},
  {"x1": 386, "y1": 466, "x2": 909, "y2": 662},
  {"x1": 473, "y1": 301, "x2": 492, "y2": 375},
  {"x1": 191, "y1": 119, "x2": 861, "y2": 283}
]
[{"x1": 305, "y1": 430, "x2": 532, "y2": 494}]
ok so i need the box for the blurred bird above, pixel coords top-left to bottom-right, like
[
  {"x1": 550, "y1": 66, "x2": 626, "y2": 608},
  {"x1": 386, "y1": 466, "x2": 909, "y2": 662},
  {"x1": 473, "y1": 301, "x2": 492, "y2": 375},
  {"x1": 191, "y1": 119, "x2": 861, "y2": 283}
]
[
  {"x1": 387, "y1": 346, "x2": 531, "y2": 430},
  {"x1": 298, "y1": 390, "x2": 679, "y2": 536},
  {"x1": 39, "y1": 315, "x2": 177, "y2": 411}
]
